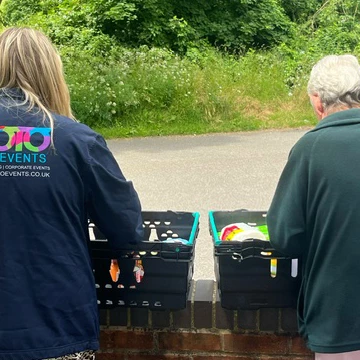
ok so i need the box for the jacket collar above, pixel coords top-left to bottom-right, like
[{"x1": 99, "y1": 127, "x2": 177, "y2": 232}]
[
  {"x1": 0, "y1": 87, "x2": 26, "y2": 102},
  {"x1": 311, "y1": 108, "x2": 360, "y2": 132}
]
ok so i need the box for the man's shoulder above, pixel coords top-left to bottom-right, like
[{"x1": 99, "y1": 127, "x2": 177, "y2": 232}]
[{"x1": 292, "y1": 129, "x2": 319, "y2": 152}]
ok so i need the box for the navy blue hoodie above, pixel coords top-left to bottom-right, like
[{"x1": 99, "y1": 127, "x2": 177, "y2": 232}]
[{"x1": 0, "y1": 90, "x2": 143, "y2": 360}]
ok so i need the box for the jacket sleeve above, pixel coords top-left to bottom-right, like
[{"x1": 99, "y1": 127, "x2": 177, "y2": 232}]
[
  {"x1": 267, "y1": 138, "x2": 310, "y2": 257},
  {"x1": 85, "y1": 134, "x2": 143, "y2": 250}
]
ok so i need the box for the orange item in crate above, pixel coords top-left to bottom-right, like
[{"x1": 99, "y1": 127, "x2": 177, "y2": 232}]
[{"x1": 109, "y1": 259, "x2": 120, "y2": 282}]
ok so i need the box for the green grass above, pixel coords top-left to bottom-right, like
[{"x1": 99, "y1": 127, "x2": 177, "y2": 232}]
[
  {"x1": 94, "y1": 97, "x2": 316, "y2": 139},
  {"x1": 64, "y1": 46, "x2": 318, "y2": 138}
]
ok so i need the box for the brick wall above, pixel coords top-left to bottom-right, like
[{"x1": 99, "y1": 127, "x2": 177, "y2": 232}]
[{"x1": 97, "y1": 280, "x2": 314, "y2": 360}]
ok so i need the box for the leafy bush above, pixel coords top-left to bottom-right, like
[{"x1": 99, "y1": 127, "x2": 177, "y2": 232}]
[
  {"x1": 0, "y1": 0, "x2": 40, "y2": 25},
  {"x1": 0, "y1": 0, "x2": 358, "y2": 136},
  {"x1": 307, "y1": 0, "x2": 360, "y2": 54},
  {"x1": 61, "y1": 46, "x2": 196, "y2": 127},
  {"x1": 1, "y1": 0, "x2": 293, "y2": 53},
  {"x1": 273, "y1": 0, "x2": 360, "y2": 92},
  {"x1": 280, "y1": 0, "x2": 322, "y2": 22}
]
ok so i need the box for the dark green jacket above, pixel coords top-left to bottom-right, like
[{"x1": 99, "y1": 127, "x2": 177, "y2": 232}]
[{"x1": 267, "y1": 108, "x2": 360, "y2": 353}]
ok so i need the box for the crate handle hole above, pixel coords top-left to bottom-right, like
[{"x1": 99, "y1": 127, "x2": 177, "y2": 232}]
[
  {"x1": 149, "y1": 228, "x2": 158, "y2": 241},
  {"x1": 232, "y1": 253, "x2": 243, "y2": 261},
  {"x1": 291, "y1": 259, "x2": 298, "y2": 277},
  {"x1": 118, "y1": 300, "x2": 125, "y2": 306},
  {"x1": 154, "y1": 301, "x2": 162, "y2": 307},
  {"x1": 251, "y1": 300, "x2": 268, "y2": 306},
  {"x1": 130, "y1": 301, "x2": 137, "y2": 306},
  {"x1": 142, "y1": 301, "x2": 149, "y2": 307},
  {"x1": 105, "y1": 284, "x2": 112, "y2": 289},
  {"x1": 106, "y1": 300, "x2": 113, "y2": 305},
  {"x1": 261, "y1": 251, "x2": 272, "y2": 256},
  {"x1": 89, "y1": 226, "x2": 95, "y2": 240}
]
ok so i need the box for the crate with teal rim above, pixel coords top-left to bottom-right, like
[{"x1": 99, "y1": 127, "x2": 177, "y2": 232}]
[
  {"x1": 209, "y1": 209, "x2": 300, "y2": 310},
  {"x1": 90, "y1": 210, "x2": 199, "y2": 310}
]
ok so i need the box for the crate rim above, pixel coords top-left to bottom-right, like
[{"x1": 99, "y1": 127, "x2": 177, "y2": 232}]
[
  {"x1": 141, "y1": 210, "x2": 200, "y2": 246},
  {"x1": 188, "y1": 211, "x2": 200, "y2": 246},
  {"x1": 209, "y1": 210, "x2": 221, "y2": 246}
]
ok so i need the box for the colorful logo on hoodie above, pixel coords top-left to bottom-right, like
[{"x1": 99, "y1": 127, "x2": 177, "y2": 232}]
[
  {"x1": 0, "y1": 126, "x2": 51, "y2": 151},
  {"x1": 0, "y1": 126, "x2": 51, "y2": 164}
]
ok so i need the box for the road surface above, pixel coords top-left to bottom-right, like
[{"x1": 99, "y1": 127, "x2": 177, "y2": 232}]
[{"x1": 107, "y1": 129, "x2": 308, "y2": 279}]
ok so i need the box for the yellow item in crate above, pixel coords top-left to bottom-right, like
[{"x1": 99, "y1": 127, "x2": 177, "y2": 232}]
[{"x1": 220, "y1": 223, "x2": 267, "y2": 241}]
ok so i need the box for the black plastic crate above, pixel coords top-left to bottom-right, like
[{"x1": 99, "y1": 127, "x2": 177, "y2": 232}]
[
  {"x1": 90, "y1": 211, "x2": 199, "y2": 310},
  {"x1": 209, "y1": 209, "x2": 301, "y2": 310}
]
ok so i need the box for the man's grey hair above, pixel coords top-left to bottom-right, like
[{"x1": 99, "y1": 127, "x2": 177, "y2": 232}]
[{"x1": 307, "y1": 54, "x2": 360, "y2": 111}]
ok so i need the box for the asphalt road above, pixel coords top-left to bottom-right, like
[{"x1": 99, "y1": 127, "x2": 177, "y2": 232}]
[{"x1": 107, "y1": 129, "x2": 308, "y2": 280}]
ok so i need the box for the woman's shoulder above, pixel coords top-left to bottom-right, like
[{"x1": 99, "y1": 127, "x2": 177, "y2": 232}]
[{"x1": 54, "y1": 114, "x2": 100, "y2": 140}]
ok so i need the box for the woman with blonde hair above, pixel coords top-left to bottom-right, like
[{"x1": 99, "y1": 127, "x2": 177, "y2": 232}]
[{"x1": 0, "y1": 27, "x2": 143, "y2": 360}]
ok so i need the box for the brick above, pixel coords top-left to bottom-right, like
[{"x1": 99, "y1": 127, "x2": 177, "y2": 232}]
[
  {"x1": 193, "y1": 356, "x2": 254, "y2": 360},
  {"x1": 96, "y1": 354, "x2": 126, "y2": 360},
  {"x1": 151, "y1": 309, "x2": 171, "y2": 328},
  {"x1": 259, "y1": 308, "x2": 279, "y2": 332},
  {"x1": 237, "y1": 310, "x2": 258, "y2": 331},
  {"x1": 158, "y1": 332, "x2": 221, "y2": 352},
  {"x1": 280, "y1": 308, "x2": 298, "y2": 333},
  {"x1": 194, "y1": 280, "x2": 214, "y2": 329},
  {"x1": 259, "y1": 357, "x2": 314, "y2": 360},
  {"x1": 127, "y1": 355, "x2": 191, "y2": 360},
  {"x1": 223, "y1": 333, "x2": 289, "y2": 354},
  {"x1": 130, "y1": 308, "x2": 149, "y2": 327},
  {"x1": 109, "y1": 307, "x2": 128, "y2": 327},
  {"x1": 100, "y1": 330, "x2": 115, "y2": 350},
  {"x1": 290, "y1": 336, "x2": 314, "y2": 355},
  {"x1": 215, "y1": 300, "x2": 235, "y2": 330},
  {"x1": 113, "y1": 330, "x2": 154, "y2": 350}
]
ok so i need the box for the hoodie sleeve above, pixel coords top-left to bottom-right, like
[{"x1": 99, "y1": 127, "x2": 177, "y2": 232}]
[
  {"x1": 85, "y1": 134, "x2": 143, "y2": 250},
  {"x1": 267, "y1": 136, "x2": 312, "y2": 258}
]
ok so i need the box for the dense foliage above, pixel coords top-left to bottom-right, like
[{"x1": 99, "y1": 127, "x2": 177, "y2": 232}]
[
  {"x1": 0, "y1": 0, "x2": 359, "y2": 134},
  {"x1": 1, "y1": 0, "x2": 293, "y2": 53}
]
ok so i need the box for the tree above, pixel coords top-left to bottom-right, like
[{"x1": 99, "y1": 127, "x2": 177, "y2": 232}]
[{"x1": 1, "y1": 0, "x2": 293, "y2": 53}]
